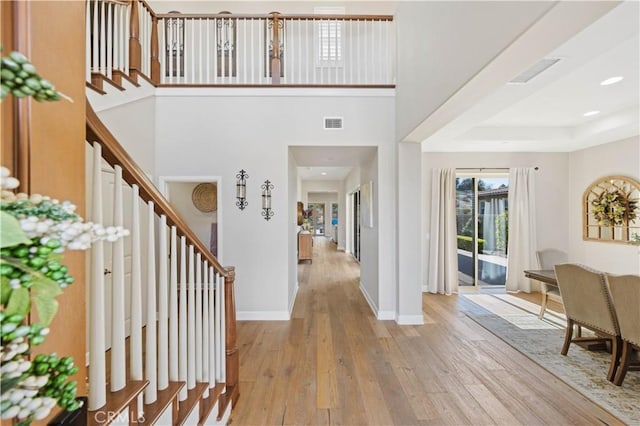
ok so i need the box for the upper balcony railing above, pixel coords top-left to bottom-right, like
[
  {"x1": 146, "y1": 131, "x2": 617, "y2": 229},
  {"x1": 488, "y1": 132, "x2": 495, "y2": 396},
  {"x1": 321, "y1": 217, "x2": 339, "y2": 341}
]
[{"x1": 86, "y1": 0, "x2": 395, "y2": 88}]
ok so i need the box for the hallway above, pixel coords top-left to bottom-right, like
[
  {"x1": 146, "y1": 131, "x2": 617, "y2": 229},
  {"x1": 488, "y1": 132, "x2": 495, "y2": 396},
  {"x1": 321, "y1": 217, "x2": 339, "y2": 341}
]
[{"x1": 230, "y1": 237, "x2": 621, "y2": 425}]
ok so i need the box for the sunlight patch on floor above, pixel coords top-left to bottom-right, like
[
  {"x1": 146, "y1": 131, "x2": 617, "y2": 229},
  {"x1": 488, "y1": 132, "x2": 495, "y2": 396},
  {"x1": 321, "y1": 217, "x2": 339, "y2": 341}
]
[{"x1": 462, "y1": 293, "x2": 566, "y2": 330}]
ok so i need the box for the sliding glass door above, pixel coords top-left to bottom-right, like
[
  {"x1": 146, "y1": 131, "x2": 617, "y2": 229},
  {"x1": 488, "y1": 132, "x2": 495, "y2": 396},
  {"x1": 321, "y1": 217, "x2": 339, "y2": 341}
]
[{"x1": 456, "y1": 176, "x2": 509, "y2": 286}]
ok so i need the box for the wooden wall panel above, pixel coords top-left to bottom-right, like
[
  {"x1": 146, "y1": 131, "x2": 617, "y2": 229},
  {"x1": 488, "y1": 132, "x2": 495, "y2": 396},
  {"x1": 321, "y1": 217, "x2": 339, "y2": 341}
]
[
  {"x1": 12, "y1": 0, "x2": 88, "y2": 414},
  {"x1": 0, "y1": 1, "x2": 15, "y2": 171}
]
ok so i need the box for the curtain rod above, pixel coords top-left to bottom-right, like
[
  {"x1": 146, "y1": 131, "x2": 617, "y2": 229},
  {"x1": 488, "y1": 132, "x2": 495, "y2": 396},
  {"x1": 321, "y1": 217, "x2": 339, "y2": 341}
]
[{"x1": 456, "y1": 167, "x2": 539, "y2": 171}]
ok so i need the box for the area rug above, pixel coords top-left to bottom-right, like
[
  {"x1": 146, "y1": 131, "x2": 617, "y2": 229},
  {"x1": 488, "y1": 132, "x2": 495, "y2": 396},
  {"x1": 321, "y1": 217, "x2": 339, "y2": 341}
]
[{"x1": 460, "y1": 293, "x2": 640, "y2": 425}]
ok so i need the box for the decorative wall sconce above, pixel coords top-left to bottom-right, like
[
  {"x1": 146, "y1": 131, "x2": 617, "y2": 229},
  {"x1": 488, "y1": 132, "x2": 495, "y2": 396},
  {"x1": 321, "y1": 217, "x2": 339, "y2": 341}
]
[
  {"x1": 261, "y1": 180, "x2": 274, "y2": 221},
  {"x1": 236, "y1": 169, "x2": 248, "y2": 210}
]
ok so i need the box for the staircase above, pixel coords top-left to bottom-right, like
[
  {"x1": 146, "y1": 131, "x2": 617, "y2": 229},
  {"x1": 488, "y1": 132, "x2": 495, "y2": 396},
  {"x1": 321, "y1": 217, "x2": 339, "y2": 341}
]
[{"x1": 84, "y1": 100, "x2": 238, "y2": 425}]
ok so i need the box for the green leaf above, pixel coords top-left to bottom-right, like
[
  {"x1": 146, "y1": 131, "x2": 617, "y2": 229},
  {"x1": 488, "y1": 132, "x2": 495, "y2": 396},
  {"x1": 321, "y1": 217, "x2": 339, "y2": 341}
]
[
  {"x1": 0, "y1": 276, "x2": 12, "y2": 305},
  {"x1": 32, "y1": 292, "x2": 58, "y2": 326},
  {"x1": 0, "y1": 211, "x2": 31, "y2": 248},
  {"x1": 4, "y1": 287, "x2": 30, "y2": 317},
  {"x1": 31, "y1": 274, "x2": 63, "y2": 297}
]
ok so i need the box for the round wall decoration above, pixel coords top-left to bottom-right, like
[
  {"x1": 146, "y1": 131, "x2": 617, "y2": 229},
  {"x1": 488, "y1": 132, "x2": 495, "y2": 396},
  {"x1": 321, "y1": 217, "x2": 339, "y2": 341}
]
[{"x1": 192, "y1": 183, "x2": 217, "y2": 213}]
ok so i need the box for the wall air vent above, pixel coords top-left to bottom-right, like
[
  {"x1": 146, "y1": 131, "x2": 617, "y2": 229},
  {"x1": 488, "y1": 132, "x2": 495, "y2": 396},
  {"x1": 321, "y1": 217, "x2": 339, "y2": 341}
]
[
  {"x1": 508, "y1": 57, "x2": 562, "y2": 84},
  {"x1": 324, "y1": 117, "x2": 343, "y2": 130}
]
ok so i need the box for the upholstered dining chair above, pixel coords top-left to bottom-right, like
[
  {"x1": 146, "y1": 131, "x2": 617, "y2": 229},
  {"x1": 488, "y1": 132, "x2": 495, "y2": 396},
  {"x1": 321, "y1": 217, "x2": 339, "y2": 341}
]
[
  {"x1": 605, "y1": 273, "x2": 640, "y2": 386},
  {"x1": 554, "y1": 264, "x2": 621, "y2": 382},
  {"x1": 536, "y1": 249, "x2": 568, "y2": 318}
]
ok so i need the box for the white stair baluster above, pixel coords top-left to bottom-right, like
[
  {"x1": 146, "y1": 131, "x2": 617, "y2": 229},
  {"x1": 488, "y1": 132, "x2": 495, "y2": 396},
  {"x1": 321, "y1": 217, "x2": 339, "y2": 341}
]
[
  {"x1": 88, "y1": 144, "x2": 106, "y2": 410},
  {"x1": 209, "y1": 267, "x2": 216, "y2": 389},
  {"x1": 178, "y1": 236, "x2": 188, "y2": 400},
  {"x1": 157, "y1": 215, "x2": 169, "y2": 390},
  {"x1": 169, "y1": 226, "x2": 179, "y2": 381},
  {"x1": 202, "y1": 261, "x2": 210, "y2": 394},
  {"x1": 130, "y1": 185, "x2": 143, "y2": 381},
  {"x1": 110, "y1": 165, "x2": 126, "y2": 392},
  {"x1": 144, "y1": 201, "x2": 157, "y2": 403},
  {"x1": 195, "y1": 253, "x2": 203, "y2": 383},
  {"x1": 187, "y1": 245, "x2": 196, "y2": 389}
]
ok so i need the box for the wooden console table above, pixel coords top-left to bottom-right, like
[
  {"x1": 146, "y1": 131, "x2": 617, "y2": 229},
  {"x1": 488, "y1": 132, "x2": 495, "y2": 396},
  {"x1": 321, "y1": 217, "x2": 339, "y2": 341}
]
[{"x1": 298, "y1": 232, "x2": 312, "y2": 262}]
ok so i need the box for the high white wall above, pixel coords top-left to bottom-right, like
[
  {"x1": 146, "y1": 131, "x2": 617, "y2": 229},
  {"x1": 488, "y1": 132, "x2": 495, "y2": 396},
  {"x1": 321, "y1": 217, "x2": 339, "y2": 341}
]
[
  {"x1": 95, "y1": 97, "x2": 156, "y2": 178},
  {"x1": 395, "y1": 1, "x2": 554, "y2": 141},
  {"x1": 568, "y1": 137, "x2": 640, "y2": 274},
  {"x1": 422, "y1": 151, "x2": 570, "y2": 290},
  {"x1": 154, "y1": 89, "x2": 395, "y2": 318}
]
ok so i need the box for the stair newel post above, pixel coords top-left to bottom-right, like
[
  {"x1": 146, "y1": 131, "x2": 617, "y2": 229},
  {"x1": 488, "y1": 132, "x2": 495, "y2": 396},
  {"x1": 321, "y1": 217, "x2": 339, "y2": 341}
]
[
  {"x1": 150, "y1": 15, "x2": 161, "y2": 84},
  {"x1": 224, "y1": 266, "x2": 239, "y2": 403},
  {"x1": 129, "y1": 0, "x2": 142, "y2": 74},
  {"x1": 269, "y1": 12, "x2": 281, "y2": 85}
]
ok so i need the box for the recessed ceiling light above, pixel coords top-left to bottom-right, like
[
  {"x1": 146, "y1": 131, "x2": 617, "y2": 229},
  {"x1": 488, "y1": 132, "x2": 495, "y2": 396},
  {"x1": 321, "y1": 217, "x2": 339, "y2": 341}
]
[
  {"x1": 321, "y1": 172, "x2": 327, "y2": 176},
  {"x1": 583, "y1": 110, "x2": 600, "y2": 117},
  {"x1": 600, "y1": 76, "x2": 623, "y2": 86}
]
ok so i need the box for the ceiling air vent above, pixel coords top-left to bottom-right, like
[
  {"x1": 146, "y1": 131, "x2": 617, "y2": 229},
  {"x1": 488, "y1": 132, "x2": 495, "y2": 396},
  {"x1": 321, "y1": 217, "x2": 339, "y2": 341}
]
[
  {"x1": 509, "y1": 57, "x2": 562, "y2": 84},
  {"x1": 324, "y1": 117, "x2": 343, "y2": 130}
]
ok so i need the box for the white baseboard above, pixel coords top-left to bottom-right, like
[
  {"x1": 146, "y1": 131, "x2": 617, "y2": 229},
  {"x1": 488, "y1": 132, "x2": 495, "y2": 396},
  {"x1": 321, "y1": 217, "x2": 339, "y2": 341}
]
[
  {"x1": 337, "y1": 246, "x2": 346, "y2": 252},
  {"x1": 422, "y1": 285, "x2": 429, "y2": 292},
  {"x1": 396, "y1": 314, "x2": 424, "y2": 325},
  {"x1": 359, "y1": 282, "x2": 396, "y2": 320},
  {"x1": 359, "y1": 282, "x2": 378, "y2": 317},
  {"x1": 377, "y1": 310, "x2": 396, "y2": 320},
  {"x1": 289, "y1": 283, "x2": 299, "y2": 315},
  {"x1": 237, "y1": 311, "x2": 290, "y2": 321}
]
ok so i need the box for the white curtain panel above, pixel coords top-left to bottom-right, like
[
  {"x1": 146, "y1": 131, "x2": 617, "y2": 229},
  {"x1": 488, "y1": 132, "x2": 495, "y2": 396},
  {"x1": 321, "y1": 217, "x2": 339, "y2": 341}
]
[
  {"x1": 427, "y1": 168, "x2": 458, "y2": 295},
  {"x1": 506, "y1": 167, "x2": 538, "y2": 292}
]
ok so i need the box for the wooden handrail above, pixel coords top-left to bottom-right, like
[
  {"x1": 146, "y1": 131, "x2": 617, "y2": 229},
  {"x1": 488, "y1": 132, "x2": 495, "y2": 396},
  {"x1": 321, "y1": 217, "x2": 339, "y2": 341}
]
[
  {"x1": 85, "y1": 98, "x2": 230, "y2": 277},
  {"x1": 154, "y1": 13, "x2": 393, "y2": 21}
]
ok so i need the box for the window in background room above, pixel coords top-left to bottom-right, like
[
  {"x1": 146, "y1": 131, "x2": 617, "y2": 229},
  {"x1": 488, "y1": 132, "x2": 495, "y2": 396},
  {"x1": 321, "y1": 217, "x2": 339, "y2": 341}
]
[
  {"x1": 314, "y1": 7, "x2": 345, "y2": 66},
  {"x1": 456, "y1": 175, "x2": 509, "y2": 287}
]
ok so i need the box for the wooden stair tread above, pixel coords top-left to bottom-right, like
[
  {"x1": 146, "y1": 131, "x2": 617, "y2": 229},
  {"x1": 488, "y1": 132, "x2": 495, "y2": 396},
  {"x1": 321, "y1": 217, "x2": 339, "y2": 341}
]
[
  {"x1": 216, "y1": 384, "x2": 238, "y2": 421},
  {"x1": 87, "y1": 380, "x2": 148, "y2": 426},
  {"x1": 137, "y1": 381, "x2": 185, "y2": 426},
  {"x1": 86, "y1": 80, "x2": 106, "y2": 95},
  {"x1": 91, "y1": 72, "x2": 125, "y2": 92},
  {"x1": 197, "y1": 383, "x2": 225, "y2": 426},
  {"x1": 131, "y1": 69, "x2": 156, "y2": 86},
  {"x1": 111, "y1": 69, "x2": 140, "y2": 88},
  {"x1": 176, "y1": 382, "x2": 208, "y2": 426}
]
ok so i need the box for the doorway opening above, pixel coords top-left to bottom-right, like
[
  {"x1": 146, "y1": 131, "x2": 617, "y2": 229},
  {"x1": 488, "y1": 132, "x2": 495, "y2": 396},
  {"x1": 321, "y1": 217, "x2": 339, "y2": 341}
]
[
  {"x1": 308, "y1": 202, "x2": 325, "y2": 236},
  {"x1": 456, "y1": 175, "x2": 509, "y2": 287}
]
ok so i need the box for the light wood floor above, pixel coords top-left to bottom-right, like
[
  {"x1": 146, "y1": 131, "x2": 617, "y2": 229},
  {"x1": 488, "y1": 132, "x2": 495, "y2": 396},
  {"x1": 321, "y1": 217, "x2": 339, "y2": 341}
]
[{"x1": 230, "y1": 237, "x2": 622, "y2": 425}]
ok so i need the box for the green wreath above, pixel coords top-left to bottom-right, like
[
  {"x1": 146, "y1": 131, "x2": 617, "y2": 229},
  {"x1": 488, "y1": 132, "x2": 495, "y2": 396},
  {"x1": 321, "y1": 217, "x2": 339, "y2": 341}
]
[{"x1": 591, "y1": 188, "x2": 638, "y2": 226}]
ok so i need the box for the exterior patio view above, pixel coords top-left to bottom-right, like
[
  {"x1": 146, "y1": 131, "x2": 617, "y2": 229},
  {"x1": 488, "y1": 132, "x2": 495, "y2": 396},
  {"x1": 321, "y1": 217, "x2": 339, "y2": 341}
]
[{"x1": 456, "y1": 177, "x2": 509, "y2": 286}]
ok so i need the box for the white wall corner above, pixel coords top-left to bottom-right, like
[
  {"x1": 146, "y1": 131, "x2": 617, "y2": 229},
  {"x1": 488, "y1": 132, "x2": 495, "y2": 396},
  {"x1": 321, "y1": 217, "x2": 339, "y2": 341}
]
[
  {"x1": 396, "y1": 315, "x2": 424, "y2": 325},
  {"x1": 289, "y1": 282, "x2": 299, "y2": 315},
  {"x1": 360, "y1": 282, "x2": 396, "y2": 320},
  {"x1": 237, "y1": 311, "x2": 291, "y2": 321},
  {"x1": 422, "y1": 285, "x2": 429, "y2": 293}
]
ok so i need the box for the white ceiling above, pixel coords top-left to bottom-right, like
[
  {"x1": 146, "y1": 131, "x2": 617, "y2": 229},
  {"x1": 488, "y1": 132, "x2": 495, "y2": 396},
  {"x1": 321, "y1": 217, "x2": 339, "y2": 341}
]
[
  {"x1": 290, "y1": 146, "x2": 377, "y2": 181},
  {"x1": 421, "y1": 1, "x2": 640, "y2": 153}
]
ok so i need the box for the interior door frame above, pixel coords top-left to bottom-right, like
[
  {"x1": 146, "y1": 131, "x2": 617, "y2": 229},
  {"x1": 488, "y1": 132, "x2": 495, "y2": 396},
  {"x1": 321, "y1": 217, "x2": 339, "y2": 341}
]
[{"x1": 158, "y1": 175, "x2": 224, "y2": 263}]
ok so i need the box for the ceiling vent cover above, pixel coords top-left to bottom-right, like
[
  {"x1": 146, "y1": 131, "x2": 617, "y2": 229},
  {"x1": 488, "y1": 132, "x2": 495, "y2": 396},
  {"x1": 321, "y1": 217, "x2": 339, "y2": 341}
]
[
  {"x1": 509, "y1": 57, "x2": 562, "y2": 84},
  {"x1": 324, "y1": 117, "x2": 343, "y2": 129}
]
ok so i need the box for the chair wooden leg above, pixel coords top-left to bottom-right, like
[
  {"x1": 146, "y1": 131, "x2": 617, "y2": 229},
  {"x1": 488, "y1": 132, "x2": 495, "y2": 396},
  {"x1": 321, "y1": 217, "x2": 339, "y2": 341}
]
[
  {"x1": 613, "y1": 340, "x2": 631, "y2": 386},
  {"x1": 538, "y1": 292, "x2": 548, "y2": 319},
  {"x1": 561, "y1": 319, "x2": 574, "y2": 355},
  {"x1": 607, "y1": 336, "x2": 622, "y2": 382}
]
